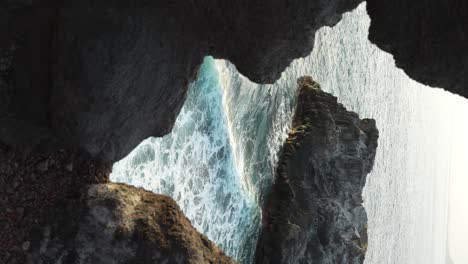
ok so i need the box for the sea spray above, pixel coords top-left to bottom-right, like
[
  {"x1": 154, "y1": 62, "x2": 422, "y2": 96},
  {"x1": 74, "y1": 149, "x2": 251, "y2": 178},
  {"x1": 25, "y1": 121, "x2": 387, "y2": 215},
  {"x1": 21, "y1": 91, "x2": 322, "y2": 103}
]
[
  {"x1": 113, "y1": 3, "x2": 453, "y2": 264},
  {"x1": 111, "y1": 57, "x2": 291, "y2": 262}
]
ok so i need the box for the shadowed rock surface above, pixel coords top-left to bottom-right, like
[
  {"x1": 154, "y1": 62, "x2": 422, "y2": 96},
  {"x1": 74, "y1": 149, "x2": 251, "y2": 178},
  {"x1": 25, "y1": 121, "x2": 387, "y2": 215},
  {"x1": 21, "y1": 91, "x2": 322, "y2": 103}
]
[
  {"x1": 2, "y1": 3, "x2": 363, "y2": 263},
  {"x1": 0, "y1": 0, "x2": 360, "y2": 162},
  {"x1": 0, "y1": 144, "x2": 110, "y2": 264},
  {"x1": 255, "y1": 77, "x2": 378, "y2": 264},
  {"x1": 25, "y1": 183, "x2": 237, "y2": 264},
  {"x1": 367, "y1": 0, "x2": 468, "y2": 97},
  {"x1": 2, "y1": 1, "x2": 465, "y2": 163},
  {"x1": 1, "y1": 1, "x2": 465, "y2": 166},
  {"x1": 1, "y1": 1, "x2": 465, "y2": 263}
]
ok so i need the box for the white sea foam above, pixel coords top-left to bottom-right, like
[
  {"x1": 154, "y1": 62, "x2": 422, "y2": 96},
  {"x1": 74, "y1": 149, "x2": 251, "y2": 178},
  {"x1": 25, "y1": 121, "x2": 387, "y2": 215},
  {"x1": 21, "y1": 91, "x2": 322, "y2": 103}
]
[
  {"x1": 111, "y1": 57, "x2": 285, "y2": 262},
  {"x1": 112, "y1": 3, "x2": 465, "y2": 263},
  {"x1": 271, "y1": 4, "x2": 453, "y2": 263}
]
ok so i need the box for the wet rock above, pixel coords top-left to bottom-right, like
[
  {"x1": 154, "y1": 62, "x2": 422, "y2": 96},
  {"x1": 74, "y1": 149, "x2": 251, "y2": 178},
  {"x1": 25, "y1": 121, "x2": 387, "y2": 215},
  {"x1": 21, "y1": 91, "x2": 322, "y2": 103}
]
[
  {"x1": 255, "y1": 77, "x2": 378, "y2": 264},
  {"x1": 26, "y1": 183, "x2": 237, "y2": 264}
]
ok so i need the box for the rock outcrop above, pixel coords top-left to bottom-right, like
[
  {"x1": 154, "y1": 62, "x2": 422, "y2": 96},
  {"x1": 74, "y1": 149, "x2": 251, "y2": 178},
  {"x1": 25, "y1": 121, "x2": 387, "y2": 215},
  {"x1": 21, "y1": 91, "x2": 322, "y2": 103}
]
[
  {"x1": 2, "y1": 1, "x2": 466, "y2": 164},
  {"x1": 3, "y1": 1, "x2": 464, "y2": 164},
  {"x1": 1, "y1": 1, "x2": 465, "y2": 263},
  {"x1": 0, "y1": 3, "x2": 367, "y2": 261},
  {"x1": 0, "y1": 144, "x2": 236, "y2": 264},
  {"x1": 0, "y1": 0, "x2": 361, "y2": 163},
  {"x1": 255, "y1": 77, "x2": 378, "y2": 264},
  {"x1": 25, "y1": 183, "x2": 237, "y2": 264},
  {"x1": 367, "y1": 0, "x2": 468, "y2": 98}
]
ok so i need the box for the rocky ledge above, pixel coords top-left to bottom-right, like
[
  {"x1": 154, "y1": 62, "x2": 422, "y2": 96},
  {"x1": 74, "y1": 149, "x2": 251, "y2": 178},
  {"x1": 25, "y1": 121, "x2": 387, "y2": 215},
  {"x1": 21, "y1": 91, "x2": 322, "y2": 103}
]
[
  {"x1": 255, "y1": 77, "x2": 378, "y2": 264},
  {"x1": 0, "y1": 142, "x2": 236, "y2": 263},
  {"x1": 25, "y1": 183, "x2": 237, "y2": 264}
]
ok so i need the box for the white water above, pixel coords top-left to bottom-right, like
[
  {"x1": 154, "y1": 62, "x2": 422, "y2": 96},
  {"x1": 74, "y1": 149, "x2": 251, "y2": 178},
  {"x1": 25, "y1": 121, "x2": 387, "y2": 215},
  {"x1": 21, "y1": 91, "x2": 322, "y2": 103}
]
[
  {"x1": 111, "y1": 55, "x2": 298, "y2": 262},
  {"x1": 262, "y1": 4, "x2": 452, "y2": 264},
  {"x1": 112, "y1": 3, "x2": 467, "y2": 263},
  {"x1": 111, "y1": 59, "x2": 263, "y2": 262}
]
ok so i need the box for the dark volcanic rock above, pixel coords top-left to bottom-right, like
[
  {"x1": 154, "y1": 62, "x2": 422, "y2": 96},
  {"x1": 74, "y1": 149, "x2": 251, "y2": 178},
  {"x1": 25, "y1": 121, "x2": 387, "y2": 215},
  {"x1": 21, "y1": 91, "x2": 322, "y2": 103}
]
[
  {"x1": 255, "y1": 77, "x2": 378, "y2": 264},
  {"x1": 0, "y1": 145, "x2": 236, "y2": 264},
  {"x1": 1, "y1": 1, "x2": 467, "y2": 162},
  {"x1": 25, "y1": 183, "x2": 237, "y2": 264},
  {"x1": 367, "y1": 0, "x2": 468, "y2": 98},
  {"x1": 0, "y1": 0, "x2": 361, "y2": 162},
  {"x1": 3, "y1": 0, "x2": 466, "y2": 164},
  {"x1": 0, "y1": 144, "x2": 110, "y2": 264}
]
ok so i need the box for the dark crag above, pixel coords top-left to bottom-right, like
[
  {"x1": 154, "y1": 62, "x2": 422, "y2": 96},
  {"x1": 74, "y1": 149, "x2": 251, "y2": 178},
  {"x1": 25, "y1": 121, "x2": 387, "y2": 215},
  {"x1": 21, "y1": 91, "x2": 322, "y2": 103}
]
[
  {"x1": 255, "y1": 77, "x2": 378, "y2": 264},
  {"x1": 0, "y1": 0, "x2": 362, "y2": 163}
]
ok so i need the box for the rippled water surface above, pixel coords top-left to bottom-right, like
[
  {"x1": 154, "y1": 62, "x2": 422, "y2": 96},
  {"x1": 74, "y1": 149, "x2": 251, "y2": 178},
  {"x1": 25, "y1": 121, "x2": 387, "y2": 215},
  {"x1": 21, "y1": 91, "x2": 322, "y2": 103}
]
[{"x1": 112, "y1": 4, "x2": 466, "y2": 263}]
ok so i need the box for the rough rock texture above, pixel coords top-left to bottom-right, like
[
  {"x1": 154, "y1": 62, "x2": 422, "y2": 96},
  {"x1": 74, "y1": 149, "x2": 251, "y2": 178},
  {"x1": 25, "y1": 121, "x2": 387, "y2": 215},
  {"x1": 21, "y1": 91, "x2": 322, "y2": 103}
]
[
  {"x1": 255, "y1": 77, "x2": 378, "y2": 264},
  {"x1": 2, "y1": 1, "x2": 467, "y2": 164},
  {"x1": 367, "y1": 0, "x2": 468, "y2": 97},
  {"x1": 25, "y1": 183, "x2": 237, "y2": 264},
  {"x1": 1, "y1": 1, "x2": 464, "y2": 263},
  {"x1": 0, "y1": 3, "x2": 368, "y2": 261},
  {"x1": 0, "y1": 144, "x2": 110, "y2": 264},
  {"x1": 0, "y1": 0, "x2": 361, "y2": 162}
]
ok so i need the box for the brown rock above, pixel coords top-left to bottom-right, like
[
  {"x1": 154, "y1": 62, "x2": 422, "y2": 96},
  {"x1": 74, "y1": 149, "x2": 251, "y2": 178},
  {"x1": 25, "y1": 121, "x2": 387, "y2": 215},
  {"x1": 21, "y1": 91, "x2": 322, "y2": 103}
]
[{"x1": 26, "y1": 183, "x2": 237, "y2": 264}]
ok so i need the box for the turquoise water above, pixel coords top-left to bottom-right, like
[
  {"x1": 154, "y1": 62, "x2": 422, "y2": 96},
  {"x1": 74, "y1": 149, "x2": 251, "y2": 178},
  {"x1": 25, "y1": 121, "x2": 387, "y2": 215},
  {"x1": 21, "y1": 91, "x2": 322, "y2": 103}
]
[
  {"x1": 112, "y1": 3, "x2": 466, "y2": 264},
  {"x1": 110, "y1": 57, "x2": 288, "y2": 262}
]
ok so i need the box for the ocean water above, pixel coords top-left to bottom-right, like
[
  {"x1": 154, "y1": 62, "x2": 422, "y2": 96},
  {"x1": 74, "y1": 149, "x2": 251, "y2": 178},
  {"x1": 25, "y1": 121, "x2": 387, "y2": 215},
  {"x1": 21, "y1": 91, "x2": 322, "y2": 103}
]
[
  {"x1": 111, "y1": 3, "x2": 465, "y2": 263},
  {"x1": 446, "y1": 100, "x2": 468, "y2": 264},
  {"x1": 111, "y1": 58, "x2": 263, "y2": 262}
]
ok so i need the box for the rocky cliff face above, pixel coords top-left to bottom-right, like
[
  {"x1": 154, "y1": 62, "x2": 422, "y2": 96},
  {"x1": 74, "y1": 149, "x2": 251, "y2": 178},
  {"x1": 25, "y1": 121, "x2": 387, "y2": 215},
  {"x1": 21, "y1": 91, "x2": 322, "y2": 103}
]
[
  {"x1": 2, "y1": 1, "x2": 464, "y2": 163},
  {"x1": 0, "y1": 0, "x2": 361, "y2": 162},
  {"x1": 367, "y1": 0, "x2": 468, "y2": 97},
  {"x1": 0, "y1": 144, "x2": 236, "y2": 264},
  {"x1": 0, "y1": 4, "x2": 367, "y2": 261},
  {"x1": 2, "y1": 1, "x2": 466, "y2": 164},
  {"x1": 25, "y1": 183, "x2": 237, "y2": 264},
  {"x1": 1, "y1": 1, "x2": 464, "y2": 263},
  {"x1": 255, "y1": 77, "x2": 378, "y2": 264}
]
